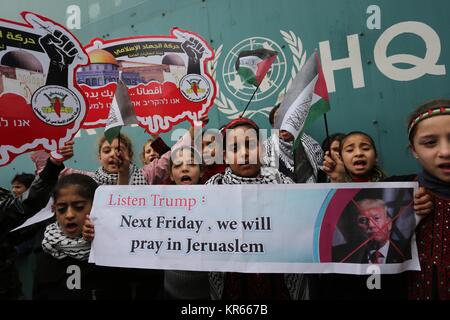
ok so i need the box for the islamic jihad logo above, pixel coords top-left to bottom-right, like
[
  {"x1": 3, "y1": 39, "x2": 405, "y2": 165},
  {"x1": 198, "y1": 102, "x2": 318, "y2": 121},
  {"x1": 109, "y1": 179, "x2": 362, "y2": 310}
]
[
  {"x1": 31, "y1": 85, "x2": 81, "y2": 126},
  {"x1": 180, "y1": 74, "x2": 211, "y2": 102},
  {"x1": 222, "y1": 37, "x2": 287, "y2": 102}
]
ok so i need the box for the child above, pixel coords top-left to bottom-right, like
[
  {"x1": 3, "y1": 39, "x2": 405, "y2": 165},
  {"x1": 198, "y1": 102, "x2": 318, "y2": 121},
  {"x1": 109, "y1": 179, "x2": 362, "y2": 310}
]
[
  {"x1": 163, "y1": 146, "x2": 210, "y2": 299},
  {"x1": 322, "y1": 131, "x2": 386, "y2": 182},
  {"x1": 197, "y1": 115, "x2": 226, "y2": 183},
  {"x1": 91, "y1": 134, "x2": 164, "y2": 299},
  {"x1": 83, "y1": 146, "x2": 208, "y2": 299},
  {"x1": 206, "y1": 117, "x2": 306, "y2": 300},
  {"x1": 140, "y1": 138, "x2": 164, "y2": 165},
  {"x1": 0, "y1": 155, "x2": 67, "y2": 300},
  {"x1": 141, "y1": 114, "x2": 225, "y2": 185},
  {"x1": 33, "y1": 174, "x2": 100, "y2": 300},
  {"x1": 318, "y1": 129, "x2": 433, "y2": 299},
  {"x1": 405, "y1": 98, "x2": 450, "y2": 300},
  {"x1": 31, "y1": 135, "x2": 147, "y2": 185},
  {"x1": 11, "y1": 173, "x2": 35, "y2": 198},
  {"x1": 95, "y1": 134, "x2": 147, "y2": 185},
  {"x1": 317, "y1": 133, "x2": 345, "y2": 183},
  {"x1": 9, "y1": 172, "x2": 45, "y2": 299},
  {"x1": 321, "y1": 133, "x2": 345, "y2": 161}
]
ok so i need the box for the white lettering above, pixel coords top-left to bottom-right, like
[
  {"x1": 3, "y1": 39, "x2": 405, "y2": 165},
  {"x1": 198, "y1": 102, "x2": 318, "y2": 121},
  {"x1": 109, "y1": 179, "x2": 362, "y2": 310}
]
[
  {"x1": 66, "y1": 5, "x2": 81, "y2": 30},
  {"x1": 319, "y1": 34, "x2": 365, "y2": 93},
  {"x1": 367, "y1": 5, "x2": 381, "y2": 30},
  {"x1": 374, "y1": 21, "x2": 446, "y2": 81},
  {"x1": 366, "y1": 265, "x2": 381, "y2": 290},
  {"x1": 66, "y1": 265, "x2": 81, "y2": 290}
]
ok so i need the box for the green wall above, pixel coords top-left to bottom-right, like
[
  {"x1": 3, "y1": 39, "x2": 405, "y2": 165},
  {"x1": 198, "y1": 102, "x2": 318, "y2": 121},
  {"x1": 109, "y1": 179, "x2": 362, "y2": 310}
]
[{"x1": 1, "y1": 0, "x2": 449, "y2": 187}]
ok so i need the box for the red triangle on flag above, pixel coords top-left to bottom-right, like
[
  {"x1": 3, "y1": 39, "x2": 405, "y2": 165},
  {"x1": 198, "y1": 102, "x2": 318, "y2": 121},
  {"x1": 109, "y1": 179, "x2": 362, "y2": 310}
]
[
  {"x1": 255, "y1": 54, "x2": 277, "y2": 85},
  {"x1": 314, "y1": 52, "x2": 329, "y2": 101}
]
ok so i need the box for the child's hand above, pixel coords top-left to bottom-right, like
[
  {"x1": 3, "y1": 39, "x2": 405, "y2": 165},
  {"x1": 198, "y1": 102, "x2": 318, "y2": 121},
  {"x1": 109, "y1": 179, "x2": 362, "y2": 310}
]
[
  {"x1": 60, "y1": 140, "x2": 75, "y2": 160},
  {"x1": 414, "y1": 187, "x2": 433, "y2": 216},
  {"x1": 49, "y1": 141, "x2": 74, "y2": 165},
  {"x1": 82, "y1": 215, "x2": 95, "y2": 241},
  {"x1": 322, "y1": 151, "x2": 346, "y2": 182}
]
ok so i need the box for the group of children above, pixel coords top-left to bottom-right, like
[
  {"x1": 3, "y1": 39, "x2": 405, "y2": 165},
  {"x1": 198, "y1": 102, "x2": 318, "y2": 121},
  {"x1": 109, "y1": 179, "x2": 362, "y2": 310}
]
[{"x1": 1, "y1": 98, "x2": 449, "y2": 300}]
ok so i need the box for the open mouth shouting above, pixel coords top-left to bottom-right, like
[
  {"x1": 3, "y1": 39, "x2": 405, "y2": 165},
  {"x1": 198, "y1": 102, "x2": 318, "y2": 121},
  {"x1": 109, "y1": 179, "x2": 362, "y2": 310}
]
[
  {"x1": 105, "y1": 159, "x2": 119, "y2": 172},
  {"x1": 179, "y1": 175, "x2": 193, "y2": 184},
  {"x1": 64, "y1": 222, "x2": 79, "y2": 235},
  {"x1": 352, "y1": 159, "x2": 368, "y2": 172},
  {"x1": 437, "y1": 162, "x2": 450, "y2": 174}
]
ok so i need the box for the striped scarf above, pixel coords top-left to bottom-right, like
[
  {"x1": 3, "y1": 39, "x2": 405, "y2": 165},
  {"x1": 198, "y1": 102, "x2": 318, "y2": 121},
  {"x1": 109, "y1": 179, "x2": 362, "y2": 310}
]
[
  {"x1": 42, "y1": 222, "x2": 91, "y2": 261},
  {"x1": 206, "y1": 167, "x2": 294, "y2": 185},
  {"x1": 93, "y1": 163, "x2": 147, "y2": 185}
]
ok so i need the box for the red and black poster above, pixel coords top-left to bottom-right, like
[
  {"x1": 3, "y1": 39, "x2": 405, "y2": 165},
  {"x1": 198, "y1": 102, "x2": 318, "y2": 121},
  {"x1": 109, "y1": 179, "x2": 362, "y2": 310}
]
[
  {"x1": 0, "y1": 12, "x2": 89, "y2": 166},
  {"x1": 78, "y1": 28, "x2": 216, "y2": 134}
]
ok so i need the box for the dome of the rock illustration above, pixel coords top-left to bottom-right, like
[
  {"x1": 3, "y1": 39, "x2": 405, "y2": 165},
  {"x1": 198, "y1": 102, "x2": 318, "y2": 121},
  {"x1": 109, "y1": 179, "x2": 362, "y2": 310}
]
[
  {"x1": 162, "y1": 54, "x2": 185, "y2": 67},
  {"x1": 88, "y1": 49, "x2": 118, "y2": 65},
  {"x1": 1, "y1": 50, "x2": 43, "y2": 73}
]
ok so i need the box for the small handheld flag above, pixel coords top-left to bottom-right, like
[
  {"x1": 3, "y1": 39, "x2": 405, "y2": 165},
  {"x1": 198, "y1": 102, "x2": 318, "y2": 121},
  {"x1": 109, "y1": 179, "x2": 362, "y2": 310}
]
[
  {"x1": 235, "y1": 48, "x2": 278, "y2": 117},
  {"x1": 275, "y1": 50, "x2": 330, "y2": 151},
  {"x1": 104, "y1": 79, "x2": 137, "y2": 144},
  {"x1": 235, "y1": 48, "x2": 278, "y2": 87}
]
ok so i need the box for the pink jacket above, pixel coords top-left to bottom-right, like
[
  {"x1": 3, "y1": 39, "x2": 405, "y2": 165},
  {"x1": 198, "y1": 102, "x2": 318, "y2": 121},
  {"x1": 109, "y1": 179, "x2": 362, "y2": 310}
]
[{"x1": 141, "y1": 130, "x2": 193, "y2": 184}]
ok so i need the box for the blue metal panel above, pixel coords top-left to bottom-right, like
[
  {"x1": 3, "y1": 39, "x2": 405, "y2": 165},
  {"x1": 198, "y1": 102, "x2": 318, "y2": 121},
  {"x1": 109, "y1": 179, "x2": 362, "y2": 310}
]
[{"x1": 1, "y1": 0, "x2": 449, "y2": 187}]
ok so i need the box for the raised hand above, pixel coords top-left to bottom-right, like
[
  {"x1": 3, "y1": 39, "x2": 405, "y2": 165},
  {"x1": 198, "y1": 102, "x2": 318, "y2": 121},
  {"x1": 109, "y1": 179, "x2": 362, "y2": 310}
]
[
  {"x1": 49, "y1": 140, "x2": 74, "y2": 166},
  {"x1": 182, "y1": 37, "x2": 205, "y2": 74},
  {"x1": 414, "y1": 187, "x2": 433, "y2": 216},
  {"x1": 39, "y1": 30, "x2": 78, "y2": 66},
  {"x1": 82, "y1": 215, "x2": 95, "y2": 241},
  {"x1": 322, "y1": 150, "x2": 347, "y2": 182},
  {"x1": 39, "y1": 30, "x2": 78, "y2": 86}
]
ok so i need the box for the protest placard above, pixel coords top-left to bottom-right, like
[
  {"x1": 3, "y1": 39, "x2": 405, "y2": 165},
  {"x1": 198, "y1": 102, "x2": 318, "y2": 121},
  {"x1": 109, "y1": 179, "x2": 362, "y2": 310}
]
[{"x1": 90, "y1": 182, "x2": 420, "y2": 274}]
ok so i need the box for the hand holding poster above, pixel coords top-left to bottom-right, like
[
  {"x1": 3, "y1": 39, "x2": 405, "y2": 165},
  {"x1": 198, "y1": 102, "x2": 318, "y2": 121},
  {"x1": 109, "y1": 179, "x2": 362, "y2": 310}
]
[
  {"x1": 89, "y1": 182, "x2": 420, "y2": 274},
  {"x1": 77, "y1": 28, "x2": 216, "y2": 134},
  {"x1": 0, "y1": 12, "x2": 89, "y2": 166}
]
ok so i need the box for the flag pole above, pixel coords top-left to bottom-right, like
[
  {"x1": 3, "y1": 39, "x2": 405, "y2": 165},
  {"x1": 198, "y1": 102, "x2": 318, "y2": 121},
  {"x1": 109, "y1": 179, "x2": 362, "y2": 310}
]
[
  {"x1": 117, "y1": 73, "x2": 123, "y2": 171},
  {"x1": 118, "y1": 129, "x2": 121, "y2": 170},
  {"x1": 323, "y1": 113, "x2": 331, "y2": 153},
  {"x1": 240, "y1": 82, "x2": 261, "y2": 118}
]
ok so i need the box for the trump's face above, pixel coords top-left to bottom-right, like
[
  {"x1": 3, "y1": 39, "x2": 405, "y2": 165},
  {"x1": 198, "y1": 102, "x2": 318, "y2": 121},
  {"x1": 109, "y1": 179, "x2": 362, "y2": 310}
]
[{"x1": 357, "y1": 205, "x2": 392, "y2": 246}]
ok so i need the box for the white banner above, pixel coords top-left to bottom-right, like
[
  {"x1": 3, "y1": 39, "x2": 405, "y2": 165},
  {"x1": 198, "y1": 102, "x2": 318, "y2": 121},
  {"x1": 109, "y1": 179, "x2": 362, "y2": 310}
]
[{"x1": 89, "y1": 182, "x2": 420, "y2": 275}]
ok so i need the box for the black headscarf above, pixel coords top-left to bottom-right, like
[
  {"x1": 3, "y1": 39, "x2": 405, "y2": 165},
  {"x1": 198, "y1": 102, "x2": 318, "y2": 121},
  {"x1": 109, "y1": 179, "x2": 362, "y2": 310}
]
[{"x1": 418, "y1": 169, "x2": 450, "y2": 198}]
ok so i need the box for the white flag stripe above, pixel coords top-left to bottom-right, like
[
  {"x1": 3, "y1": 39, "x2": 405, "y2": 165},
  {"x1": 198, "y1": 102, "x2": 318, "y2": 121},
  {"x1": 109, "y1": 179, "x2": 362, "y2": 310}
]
[
  {"x1": 105, "y1": 94, "x2": 124, "y2": 131},
  {"x1": 239, "y1": 56, "x2": 262, "y2": 74},
  {"x1": 280, "y1": 75, "x2": 318, "y2": 138},
  {"x1": 274, "y1": 51, "x2": 324, "y2": 144}
]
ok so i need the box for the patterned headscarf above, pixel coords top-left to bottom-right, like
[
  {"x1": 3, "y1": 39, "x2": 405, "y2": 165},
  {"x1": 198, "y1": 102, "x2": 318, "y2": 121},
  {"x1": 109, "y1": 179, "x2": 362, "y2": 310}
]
[
  {"x1": 42, "y1": 222, "x2": 91, "y2": 261},
  {"x1": 206, "y1": 167, "x2": 294, "y2": 185},
  {"x1": 93, "y1": 163, "x2": 147, "y2": 185}
]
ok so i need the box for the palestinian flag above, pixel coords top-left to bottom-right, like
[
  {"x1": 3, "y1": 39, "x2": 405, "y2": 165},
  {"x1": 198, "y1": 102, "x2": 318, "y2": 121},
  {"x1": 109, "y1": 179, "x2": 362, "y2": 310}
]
[
  {"x1": 104, "y1": 79, "x2": 137, "y2": 144},
  {"x1": 274, "y1": 51, "x2": 330, "y2": 150},
  {"x1": 235, "y1": 48, "x2": 278, "y2": 86}
]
